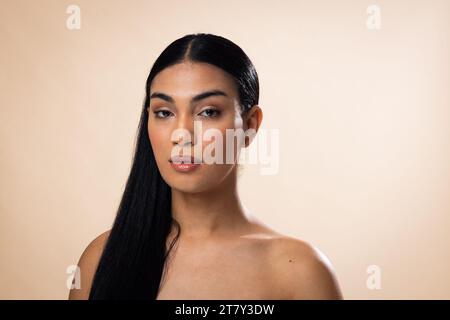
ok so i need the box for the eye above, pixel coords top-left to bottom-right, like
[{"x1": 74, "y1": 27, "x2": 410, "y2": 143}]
[
  {"x1": 153, "y1": 110, "x2": 173, "y2": 119},
  {"x1": 198, "y1": 108, "x2": 221, "y2": 118}
]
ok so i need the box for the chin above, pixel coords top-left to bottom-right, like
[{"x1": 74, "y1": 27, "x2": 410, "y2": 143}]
[
  {"x1": 159, "y1": 164, "x2": 235, "y2": 194},
  {"x1": 169, "y1": 180, "x2": 212, "y2": 194}
]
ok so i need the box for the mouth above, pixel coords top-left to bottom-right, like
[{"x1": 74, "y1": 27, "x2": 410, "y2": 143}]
[
  {"x1": 169, "y1": 155, "x2": 202, "y2": 173},
  {"x1": 169, "y1": 155, "x2": 202, "y2": 164}
]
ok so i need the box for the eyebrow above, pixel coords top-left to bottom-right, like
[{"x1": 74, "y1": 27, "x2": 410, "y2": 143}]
[{"x1": 149, "y1": 89, "x2": 228, "y2": 105}]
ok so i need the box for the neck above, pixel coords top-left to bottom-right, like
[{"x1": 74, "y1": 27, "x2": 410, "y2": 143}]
[{"x1": 170, "y1": 168, "x2": 252, "y2": 241}]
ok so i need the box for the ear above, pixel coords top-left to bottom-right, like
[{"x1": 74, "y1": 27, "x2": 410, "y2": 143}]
[{"x1": 243, "y1": 105, "x2": 263, "y2": 148}]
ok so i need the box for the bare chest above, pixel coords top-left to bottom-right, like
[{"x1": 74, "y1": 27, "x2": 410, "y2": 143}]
[{"x1": 156, "y1": 241, "x2": 285, "y2": 299}]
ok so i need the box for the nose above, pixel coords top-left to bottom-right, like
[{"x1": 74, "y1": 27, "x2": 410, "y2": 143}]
[
  {"x1": 172, "y1": 134, "x2": 193, "y2": 147},
  {"x1": 171, "y1": 113, "x2": 196, "y2": 146}
]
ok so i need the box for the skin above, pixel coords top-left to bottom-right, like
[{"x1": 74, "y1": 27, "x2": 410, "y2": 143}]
[{"x1": 69, "y1": 61, "x2": 343, "y2": 300}]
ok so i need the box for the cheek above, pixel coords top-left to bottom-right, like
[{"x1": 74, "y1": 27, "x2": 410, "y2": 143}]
[
  {"x1": 200, "y1": 117, "x2": 245, "y2": 164},
  {"x1": 148, "y1": 122, "x2": 171, "y2": 160},
  {"x1": 147, "y1": 123, "x2": 157, "y2": 148}
]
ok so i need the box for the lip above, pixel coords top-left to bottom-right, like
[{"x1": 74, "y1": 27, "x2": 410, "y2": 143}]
[{"x1": 169, "y1": 155, "x2": 202, "y2": 173}]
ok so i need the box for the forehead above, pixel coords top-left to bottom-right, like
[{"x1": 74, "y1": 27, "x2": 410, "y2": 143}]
[{"x1": 150, "y1": 62, "x2": 238, "y2": 100}]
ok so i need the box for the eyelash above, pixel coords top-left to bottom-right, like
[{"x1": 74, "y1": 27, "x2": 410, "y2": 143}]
[{"x1": 152, "y1": 108, "x2": 221, "y2": 119}]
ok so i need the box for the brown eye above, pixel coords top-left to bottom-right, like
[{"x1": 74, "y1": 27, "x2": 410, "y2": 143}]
[
  {"x1": 153, "y1": 110, "x2": 173, "y2": 118},
  {"x1": 198, "y1": 108, "x2": 221, "y2": 118}
]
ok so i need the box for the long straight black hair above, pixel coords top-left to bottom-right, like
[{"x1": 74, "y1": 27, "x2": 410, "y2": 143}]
[{"x1": 88, "y1": 33, "x2": 260, "y2": 299}]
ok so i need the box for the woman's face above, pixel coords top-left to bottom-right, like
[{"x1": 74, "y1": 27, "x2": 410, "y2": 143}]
[{"x1": 147, "y1": 61, "x2": 249, "y2": 193}]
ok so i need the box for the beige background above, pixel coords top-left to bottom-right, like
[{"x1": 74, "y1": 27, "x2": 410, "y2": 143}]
[{"x1": 1, "y1": 0, "x2": 449, "y2": 299}]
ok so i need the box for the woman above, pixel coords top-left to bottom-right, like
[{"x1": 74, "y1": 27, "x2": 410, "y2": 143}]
[{"x1": 69, "y1": 33, "x2": 343, "y2": 300}]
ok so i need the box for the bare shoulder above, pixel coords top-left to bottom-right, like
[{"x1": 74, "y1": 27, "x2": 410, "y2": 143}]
[
  {"x1": 68, "y1": 230, "x2": 111, "y2": 300},
  {"x1": 267, "y1": 235, "x2": 343, "y2": 300}
]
